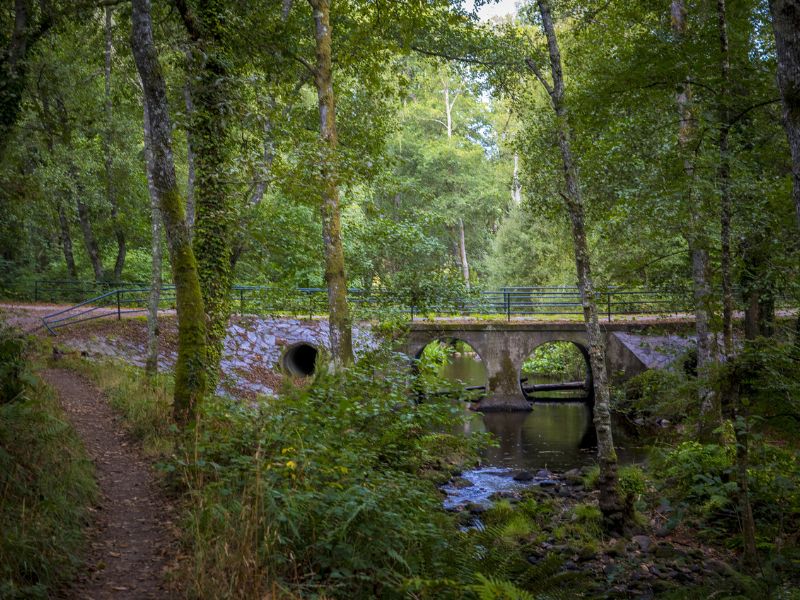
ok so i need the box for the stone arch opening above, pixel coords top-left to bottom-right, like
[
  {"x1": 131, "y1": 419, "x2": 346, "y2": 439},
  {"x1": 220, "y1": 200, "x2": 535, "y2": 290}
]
[
  {"x1": 414, "y1": 338, "x2": 488, "y2": 391},
  {"x1": 519, "y1": 340, "x2": 592, "y2": 402},
  {"x1": 281, "y1": 342, "x2": 319, "y2": 377}
]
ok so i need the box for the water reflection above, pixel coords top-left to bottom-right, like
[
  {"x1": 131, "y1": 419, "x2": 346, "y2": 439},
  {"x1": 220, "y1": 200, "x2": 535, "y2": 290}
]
[
  {"x1": 436, "y1": 351, "x2": 645, "y2": 471},
  {"x1": 439, "y1": 353, "x2": 487, "y2": 388}
]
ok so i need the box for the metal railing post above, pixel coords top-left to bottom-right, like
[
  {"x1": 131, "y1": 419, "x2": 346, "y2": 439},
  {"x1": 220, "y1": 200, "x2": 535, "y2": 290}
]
[
  {"x1": 506, "y1": 291, "x2": 511, "y2": 322},
  {"x1": 240, "y1": 288, "x2": 245, "y2": 315},
  {"x1": 607, "y1": 291, "x2": 612, "y2": 322},
  {"x1": 116, "y1": 290, "x2": 121, "y2": 320}
]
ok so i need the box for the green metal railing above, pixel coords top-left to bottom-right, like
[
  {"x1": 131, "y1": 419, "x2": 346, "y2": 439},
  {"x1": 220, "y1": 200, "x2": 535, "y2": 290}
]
[{"x1": 38, "y1": 283, "x2": 696, "y2": 334}]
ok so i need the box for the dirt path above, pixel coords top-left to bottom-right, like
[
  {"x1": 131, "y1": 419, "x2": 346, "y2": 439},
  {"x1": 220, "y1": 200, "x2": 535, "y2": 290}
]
[{"x1": 40, "y1": 369, "x2": 179, "y2": 599}]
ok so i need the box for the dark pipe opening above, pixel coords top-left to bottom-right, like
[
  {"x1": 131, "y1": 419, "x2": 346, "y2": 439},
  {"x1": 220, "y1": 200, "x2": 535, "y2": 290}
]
[{"x1": 282, "y1": 343, "x2": 319, "y2": 376}]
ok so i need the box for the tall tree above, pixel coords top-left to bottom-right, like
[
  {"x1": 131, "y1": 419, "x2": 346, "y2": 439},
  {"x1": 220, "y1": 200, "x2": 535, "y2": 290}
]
[
  {"x1": 717, "y1": 0, "x2": 734, "y2": 357},
  {"x1": 143, "y1": 100, "x2": 162, "y2": 375},
  {"x1": 769, "y1": 0, "x2": 800, "y2": 230},
  {"x1": 1, "y1": 1, "x2": 52, "y2": 159},
  {"x1": 308, "y1": 0, "x2": 354, "y2": 367},
  {"x1": 75, "y1": 194, "x2": 104, "y2": 281},
  {"x1": 104, "y1": 6, "x2": 126, "y2": 281},
  {"x1": 130, "y1": 0, "x2": 207, "y2": 424},
  {"x1": 526, "y1": 0, "x2": 626, "y2": 531},
  {"x1": 671, "y1": 0, "x2": 720, "y2": 437},
  {"x1": 55, "y1": 201, "x2": 77, "y2": 279},
  {"x1": 174, "y1": 0, "x2": 237, "y2": 391}
]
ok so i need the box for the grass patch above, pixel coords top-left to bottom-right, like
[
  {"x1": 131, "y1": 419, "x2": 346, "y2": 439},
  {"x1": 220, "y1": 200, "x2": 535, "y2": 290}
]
[{"x1": 0, "y1": 371, "x2": 97, "y2": 598}]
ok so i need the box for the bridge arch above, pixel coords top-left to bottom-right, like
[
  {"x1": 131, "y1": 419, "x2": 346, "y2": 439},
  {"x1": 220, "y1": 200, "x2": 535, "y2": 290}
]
[
  {"x1": 412, "y1": 337, "x2": 489, "y2": 390},
  {"x1": 519, "y1": 340, "x2": 593, "y2": 402}
]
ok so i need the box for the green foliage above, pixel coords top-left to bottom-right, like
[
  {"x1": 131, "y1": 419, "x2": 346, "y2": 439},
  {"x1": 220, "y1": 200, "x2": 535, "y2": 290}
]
[
  {"x1": 179, "y1": 348, "x2": 483, "y2": 598},
  {"x1": 615, "y1": 367, "x2": 694, "y2": 427},
  {"x1": 469, "y1": 573, "x2": 536, "y2": 600},
  {"x1": 521, "y1": 341, "x2": 586, "y2": 380},
  {"x1": 0, "y1": 367, "x2": 96, "y2": 598},
  {"x1": 581, "y1": 464, "x2": 646, "y2": 508},
  {"x1": 652, "y1": 439, "x2": 800, "y2": 548},
  {"x1": 0, "y1": 326, "x2": 29, "y2": 404},
  {"x1": 455, "y1": 495, "x2": 587, "y2": 600},
  {"x1": 617, "y1": 465, "x2": 647, "y2": 500}
]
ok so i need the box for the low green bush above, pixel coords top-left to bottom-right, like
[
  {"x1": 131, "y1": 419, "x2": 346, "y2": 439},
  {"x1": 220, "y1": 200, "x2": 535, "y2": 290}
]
[
  {"x1": 0, "y1": 325, "x2": 30, "y2": 404},
  {"x1": 615, "y1": 368, "x2": 693, "y2": 426},
  {"x1": 179, "y1": 348, "x2": 485, "y2": 598}
]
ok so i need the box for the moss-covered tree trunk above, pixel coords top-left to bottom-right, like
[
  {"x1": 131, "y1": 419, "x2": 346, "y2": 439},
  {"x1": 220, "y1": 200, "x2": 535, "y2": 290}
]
[
  {"x1": 130, "y1": 0, "x2": 207, "y2": 424},
  {"x1": 183, "y1": 84, "x2": 196, "y2": 234},
  {"x1": 530, "y1": 0, "x2": 626, "y2": 532},
  {"x1": 309, "y1": 0, "x2": 354, "y2": 368},
  {"x1": 175, "y1": 0, "x2": 235, "y2": 393}
]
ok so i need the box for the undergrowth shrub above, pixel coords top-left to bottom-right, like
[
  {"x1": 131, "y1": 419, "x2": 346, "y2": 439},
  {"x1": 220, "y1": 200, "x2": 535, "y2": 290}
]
[
  {"x1": 0, "y1": 345, "x2": 96, "y2": 598},
  {"x1": 652, "y1": 440, "x2": 800, "y2": 548},
  {"x1": 0, "y1": 325, "x2": 30, "y2": 404},
  {"x1": 179, "y1": 349, "x2": 488, "y2": 599},
  {"x1": 615, "y1": 368, "x2": 693, "y2": 426}
]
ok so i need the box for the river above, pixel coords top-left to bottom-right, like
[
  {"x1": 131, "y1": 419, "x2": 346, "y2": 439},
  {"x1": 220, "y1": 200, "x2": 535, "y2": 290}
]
[{"x1": 440, "y1": 354, "x2": 646, "y2": 472}]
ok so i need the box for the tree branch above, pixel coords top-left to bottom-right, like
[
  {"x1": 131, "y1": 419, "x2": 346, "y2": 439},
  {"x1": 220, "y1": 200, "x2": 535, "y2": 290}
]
[
  {"x1": 409, "y1": 44, "x2": 516, "y2": 68},
  {"x1": 524, "y1": 57, "x2": 553, "y2": 97},
  {"x1": 172, "y1": 0, "x2": 202, "y2": 42},
  {"x1": 729, "y1": 98, "x2": 781, "y2": 126}
]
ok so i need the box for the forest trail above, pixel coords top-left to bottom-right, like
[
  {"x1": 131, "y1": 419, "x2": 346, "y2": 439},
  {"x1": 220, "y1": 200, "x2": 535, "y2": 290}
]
[{"x1": 40, "y1": 369, "x2": 178, "y2": 599}]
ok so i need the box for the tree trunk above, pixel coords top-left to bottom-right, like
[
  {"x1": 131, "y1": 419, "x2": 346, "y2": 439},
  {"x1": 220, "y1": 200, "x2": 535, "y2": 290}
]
[
  {"x1": 309, "y1": 0, "x2": 354, "y2": 367},
  {"x1": 734, "y1": 407, "x2": 758, "y2": 569},
  {"x1": 769, "y1": 0, "x2": 800, "y2": 230},
  {"x1": 0, "y1": 0, "x2": 41, "y2": 160},
  {"x1": 177, "y1": 0, "x2": 236, "y2": 395},
  {"x1": 512, "y1": 152, "x2": 522, "y2": 205},
  {"x1": 130, "y1": 0, "x2": 207, "y2": 425},
  {"x1": 183, "y1": 83, "x2": 196, "y2": 234},
  {"x1": 717, "y1": 0, "x2": 734, "y2": 357},
  {"x1": 458, "y1": 217, "x2": 470, "y2": 291},
  {"x1": 442, "y1": 73, "x2": 457, "y2": 139},
  {"x1": 672, "y1": 0, "x2": 720, "y2": 437},
  {"x1": 730, "y1": 319, "x2": 761, "y2": 568},
  {"x1": 104, "y1": 6, "x2": 126, "y2": 282},
  {"x1": 57, "y1": 201, "x2": 77, "y2": 279},
  {"x1": 143, "y1": 101, "x2": 162, "y2": 375},
  {"x1": 76, "y1": 196, "x2": 104, "y2": 282},
  {"x1": 531, "y1": 0, "x2": 626, "y2": 532}
]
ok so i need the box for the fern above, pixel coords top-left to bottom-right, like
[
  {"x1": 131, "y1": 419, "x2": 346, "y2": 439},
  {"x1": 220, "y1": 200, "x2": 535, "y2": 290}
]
[{"x1": 470, "y1": 573, "x2": 536, "y2": 600}]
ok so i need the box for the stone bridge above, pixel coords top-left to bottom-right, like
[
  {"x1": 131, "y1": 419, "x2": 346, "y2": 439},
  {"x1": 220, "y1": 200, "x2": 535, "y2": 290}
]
[{"x1": 403, "y1": 321, "x2": 692, "y2": 411}]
